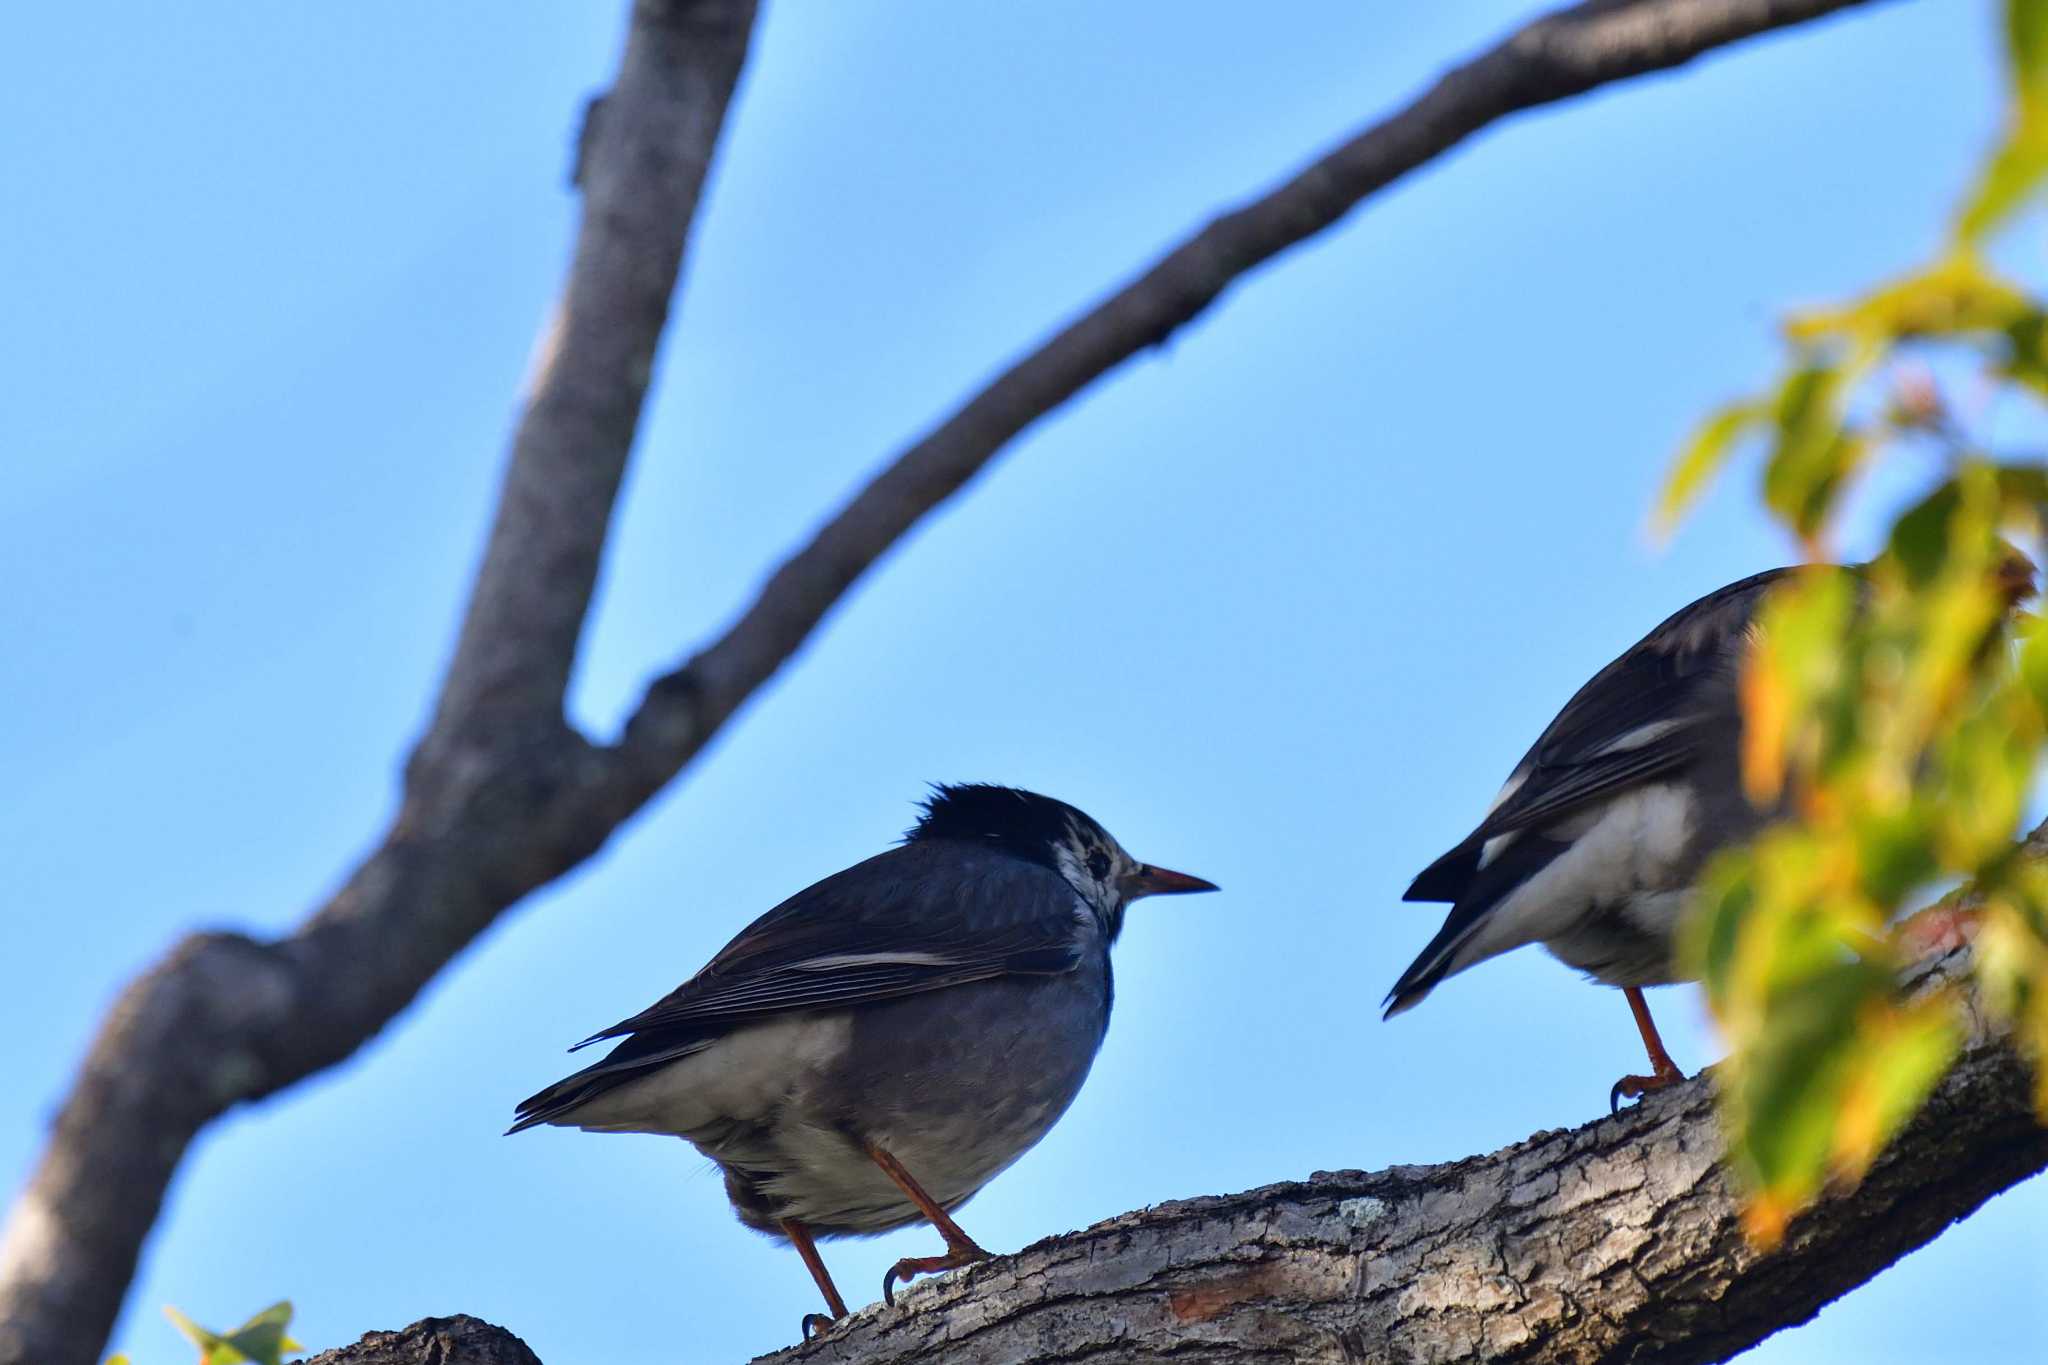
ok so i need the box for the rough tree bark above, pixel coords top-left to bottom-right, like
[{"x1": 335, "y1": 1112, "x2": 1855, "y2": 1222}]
[
  {"x1": 0, "y1": 2, "x2": 1906, "y2": 1363},
  {"x1": 300, "y1": 947, "x2": 2046, "y2": 1364},
  {"x1": 302, "y1": 1317, "x2": 541, "y2": 1365}
]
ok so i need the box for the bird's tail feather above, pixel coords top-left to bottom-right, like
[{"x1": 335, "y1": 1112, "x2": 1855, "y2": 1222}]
[
  {"x1": 1383, "y1": 833, "x2": 1572, "y2": 1019},
  {"x1": 506, "y1": 1031, "x2": 715, "y2": 1135},
  {"x1": 1381, "y1": 918, "x2": 1481, "y2": 1019}
]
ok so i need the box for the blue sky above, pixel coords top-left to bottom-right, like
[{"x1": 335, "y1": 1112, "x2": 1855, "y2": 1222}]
[{"x1": 4, "y1": 2, "x2": 2042, "y2": 1362}]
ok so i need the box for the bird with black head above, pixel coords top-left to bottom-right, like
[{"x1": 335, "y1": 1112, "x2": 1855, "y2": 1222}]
[
  {"x1": 510, "y1": 783, "x2": 1215, "y2": 1337},
  {"x1": 1387, "y1": 553, "x2": 2036, "y2": 1109}
]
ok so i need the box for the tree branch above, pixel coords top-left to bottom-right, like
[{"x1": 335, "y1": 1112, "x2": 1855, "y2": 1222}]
[
  {"x1": 610, "y1": 0, "x2": 1901, "y2": 787},
  {"x1": 292, "y1": 983, "x2": 2047, "y2": 1365},
  {"x1": 0, "y1": 5, "x2": 757, "y2": 1363},
  {"x1": 417, "y1": 0, "x2": 750, "y2": 761},
  {"x1": 0, "y1": 2, "x2": 1904, "y2": 1363},
  {"x1": 736, "y1": 957, "x2": 2043, "y2": 1365},
  {"x1": 304, "y1": 1316, "x2": 541, "y2": 1365}
]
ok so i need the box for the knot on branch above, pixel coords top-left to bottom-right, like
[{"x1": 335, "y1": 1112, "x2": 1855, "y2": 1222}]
[
  {"x1": 398, "y1": 719, "x2": 595, "y2": 844},
  {"x1": 88, "y1": 932, "x2": 304, "y2": 1116}
]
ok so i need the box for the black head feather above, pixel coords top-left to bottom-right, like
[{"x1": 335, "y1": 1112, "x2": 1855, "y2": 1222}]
[{"x1": 905, "y1": 783, "x2": 1104, "y2": 873}]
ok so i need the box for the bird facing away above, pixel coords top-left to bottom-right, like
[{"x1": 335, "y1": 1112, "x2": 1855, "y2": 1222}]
[
  {"x1": 1386, "y1": 555, "x2": 2036, "y2": 1109},
  {"x1": 509, "y1": 783, "x2": 1216, "y2": 1337},
  {"x1": 1387, "y1": 565, "x2": 1804, "y2": 1108}
]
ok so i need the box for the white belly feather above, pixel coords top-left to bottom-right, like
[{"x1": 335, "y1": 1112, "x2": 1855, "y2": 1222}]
[
  {"x1": 1454, "y1": 783, "x2": 1698, "y2": 976},
  {"x1": 561, "y1": 1012, "x2": 854, "y2": 1138}
]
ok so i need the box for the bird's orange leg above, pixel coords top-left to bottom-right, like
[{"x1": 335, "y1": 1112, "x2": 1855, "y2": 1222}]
[
  {"x1": 780, "y1": 1218, "x2": 848, "y2": 1339},
  {"x1": 1610, "y1": 986, "x2": 1687, "y2": 1112},
  {"x1": 864, "y1": 1142, "x2": 991, "y2": 1305}
]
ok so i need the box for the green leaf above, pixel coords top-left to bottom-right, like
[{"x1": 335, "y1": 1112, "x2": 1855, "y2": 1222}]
[
  {"x1": 1976, "y1": 884, "x2": 2048, "y2": 1115},
  {"x1": 1656, "y1": 400, "x2": 1765, "y2": 537},
  {"x1": 1935, "y1": 699, "x2": 2034, "y2": 868},
  {"x1": 1830, "y1": 995, "x2": 1964, "y2": 1177},
  {"x1": 1956, "y1": 0, "x2": 2048, "y2": 242},
  {"x1": 1762, "y1": 365, "x2": 1868, "y2": 541},
  {"x1": 1739, "y1": 567, "x2": 1856, "y2": 802},
  {"x1": 1890, "y1": 480, "x2": 1964, "y2": 586},
  {"x1": 1686, "y1": 0, "x2": 2048, "y2": 1251},
  {"x1": 1688, "y1": 851, "x2": 1755, "y2": 1006},
  {"x1": 2013, "y1": 0, "x2": 2048, "y2": 86},
  {"x1": 1726, "y1": 955, "x2": 1881, "y2": 1200},
  {"x1": 1957, "y1": 125, "x2": 2048, "y2": 245},
  {"x1": 164, "y1": 1303, "x2": 300, "y2": 1365},
  {"x1": 1852, "y1": 805, "x2": 1939, "y2": 905},
  {"x1": 1724, "y1": 935, "x2": 1961, "y2": 1245},
  {"x1": 2001, "y1": 310, "x2": 2048, "y2": 396},
  {"x1": 1787, "y1": 253, "x2": 2032, "y2": 346},
  {"x1": 2018, "y1": 613, "x2": 2048, "y2": 717}
]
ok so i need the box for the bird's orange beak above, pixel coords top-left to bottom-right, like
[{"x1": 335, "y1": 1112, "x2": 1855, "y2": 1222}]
[{"x1": 1124, "y1": 864, "x2": 1219, "y2": 898}]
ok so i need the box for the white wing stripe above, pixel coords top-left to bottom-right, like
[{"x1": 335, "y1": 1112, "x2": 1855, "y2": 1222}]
[
  {"x1": 1586, "y1": 717, "x2": 1688, "y2": 758},
  {"x1": 790, "y1": 951, "x2": 960, "y2": 971}
]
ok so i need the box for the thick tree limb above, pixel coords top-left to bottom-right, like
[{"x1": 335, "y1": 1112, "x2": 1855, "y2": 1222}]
[
  {"x1": 738, "y1": 955, "x2": 2043, "y2": 1365},
  {"x1": 289, "y1": 997, "x2": 2046, "y2": 1365},
  {"x1": 0, "y1": 2, "x2": 1902, "y2": 1363}
]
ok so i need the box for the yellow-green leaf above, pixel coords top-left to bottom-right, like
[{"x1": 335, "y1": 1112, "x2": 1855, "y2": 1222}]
[
  {"x1": 1723, "y1": 955, "x2": 1886, "y2": 1212},
  {"x1": 1787, "y1": 253, "x2": 2032, "y2": 346},
  {"x1": 1762, "y1": 365, "x2": 1868, "y2": 542},
  {"x1": 1975, "y1": 885, "x2": 2048, "y2": 1115},
  {"x1": 164, "y1": 1302, "x2": 300, "y2": 1365},
  {"x1": 1956, "y1": 0, "x2": 2048, "y2": 242},
  {"x1": 2011, "y1": 0, "x2": 2048, "y2": 97},
  {"x1": 2001, "y1": 310, "x2": 2048, "y2": 396},
  {"x1": 1655, "y1": 400, "x2": 1765, "y2": 537},
  {"x1": 1957, "y1": 126, "x2": 2048, "y2": 244},
  {"x1": 1828, "y1": 992, "x2": 1964, "y2": 1178},
  {"x1": 1738, "y1": 568, "x2": 1856, "y2": 802}
]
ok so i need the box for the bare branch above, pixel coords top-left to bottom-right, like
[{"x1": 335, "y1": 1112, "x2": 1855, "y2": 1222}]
[
  {"x1": 0, "y1": 5, "x2": 756, "y2": 1363},
  {"x1": 612, "y1": 0, "x2": 1900, "y2": 784},
  {"x1": 0, "y1": 3, "x2": 1905, "y2": 1363},
  {"x1": 414, "y1": 0, "x2": 755, "y2": 780}
]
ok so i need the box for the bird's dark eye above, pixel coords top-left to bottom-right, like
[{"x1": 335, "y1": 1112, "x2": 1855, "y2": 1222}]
[{"x1": 1086, "y1": 850, "x2": 1112, "y2": 881}]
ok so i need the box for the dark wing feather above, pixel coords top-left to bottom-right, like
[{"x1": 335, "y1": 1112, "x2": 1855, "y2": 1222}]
[
  {"x1": 575, "y1": 841, "x2": 1086, "y2": 1046},
  {"x1": 1385, "y1": 832, "x2": 1572, "y2": 1013},
  {"x1": 1404, "y1": 567, "x2": 1800, "y2": 906},
  {"x1": 509, "y1": 842, "x2": 1089, "y2": 1133}
]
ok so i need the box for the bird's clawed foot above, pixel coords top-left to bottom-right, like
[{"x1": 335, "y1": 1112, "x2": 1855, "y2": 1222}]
[
  {"x1": 780, "y1": 1217, "x2": 849, "y2": 1339},
  {"x1": 881, "y1": 1238, "x2": 991, "y2": 1307},
  {"x1": 1609, "y1": 1059, "x2": 1685, "y2": 1113},
  {"x1": 1611, "y1": 986, "x2": 1686, "y2": 1112}
]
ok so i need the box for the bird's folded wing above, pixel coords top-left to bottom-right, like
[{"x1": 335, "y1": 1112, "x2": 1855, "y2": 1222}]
[
  {"x1": 572, "y1": 844, "x2": 1087, "y2": 1049},
  {"x1": 1467, "y1": 568, "x2": 1790, "y2": 843}
]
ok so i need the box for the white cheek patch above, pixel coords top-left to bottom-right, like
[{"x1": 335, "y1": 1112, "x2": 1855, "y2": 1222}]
[
  {"x1": 1054, "y1": 837, "x2": 1122, "y2": 922},
  {"x1": 1053, "y1": 843, "x2": 1092, "y2": 904}
]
